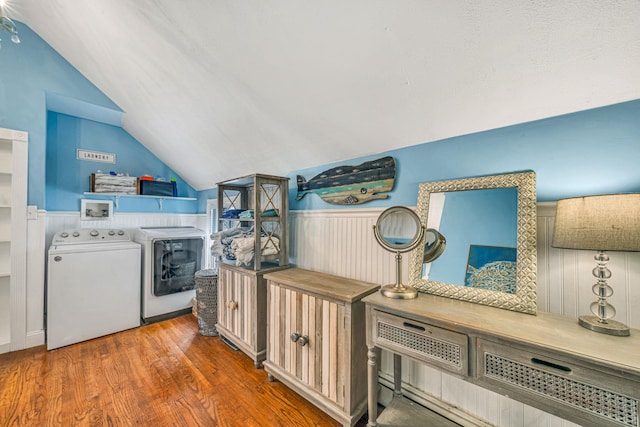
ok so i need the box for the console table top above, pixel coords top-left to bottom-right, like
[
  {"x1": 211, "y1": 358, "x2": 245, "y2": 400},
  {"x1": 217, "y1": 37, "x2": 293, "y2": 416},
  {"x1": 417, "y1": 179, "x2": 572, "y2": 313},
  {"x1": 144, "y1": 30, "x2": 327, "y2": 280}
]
[{"x1": 363, "y1": 291, "x2": 640, "y2": 376}]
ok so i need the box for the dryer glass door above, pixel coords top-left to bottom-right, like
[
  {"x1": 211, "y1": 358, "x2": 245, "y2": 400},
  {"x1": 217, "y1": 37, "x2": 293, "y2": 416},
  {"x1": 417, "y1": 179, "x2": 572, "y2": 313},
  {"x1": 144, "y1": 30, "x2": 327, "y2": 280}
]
[{"x1": 152, "y1": 238, "x2": 203, "y2": 296}]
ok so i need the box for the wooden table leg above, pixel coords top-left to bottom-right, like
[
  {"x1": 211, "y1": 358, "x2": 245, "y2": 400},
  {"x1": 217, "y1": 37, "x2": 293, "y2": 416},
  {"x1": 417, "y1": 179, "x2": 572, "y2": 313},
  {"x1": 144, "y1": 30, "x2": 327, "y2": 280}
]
[
  {"x1": 393, "y1": 353, "x2": 402, "y2": 397},
  {"x1": 367, "y1": 346, "x2": 378, "y2": 427}
]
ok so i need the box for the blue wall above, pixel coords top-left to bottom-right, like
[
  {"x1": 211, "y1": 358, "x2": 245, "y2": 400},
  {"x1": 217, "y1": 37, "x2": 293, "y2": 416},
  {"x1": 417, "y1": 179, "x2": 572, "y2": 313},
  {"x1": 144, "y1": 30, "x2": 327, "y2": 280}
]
[
  {"x1": 46, "y1": 112, "x2": 197, "y2": 212},
  {"x1": 1, "y1": 22, "x2": 197, "y2": 213},
  {"x1": 289, "y1": 99, "x2": 640, "y2": 210}
]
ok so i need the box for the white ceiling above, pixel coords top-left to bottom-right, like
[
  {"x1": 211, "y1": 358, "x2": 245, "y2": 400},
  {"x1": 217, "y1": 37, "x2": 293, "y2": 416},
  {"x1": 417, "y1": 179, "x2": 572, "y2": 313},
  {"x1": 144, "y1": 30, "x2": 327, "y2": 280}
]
[{"x1": 11, "y1": 1, "x2": 640, "y2": 190}]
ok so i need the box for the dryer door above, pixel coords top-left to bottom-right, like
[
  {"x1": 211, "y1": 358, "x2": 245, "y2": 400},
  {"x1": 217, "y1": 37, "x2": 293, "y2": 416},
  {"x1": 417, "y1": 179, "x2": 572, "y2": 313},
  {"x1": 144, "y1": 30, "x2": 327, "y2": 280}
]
[{"x1": 152, "y1": 238, "x2": 204, "y2": 296}]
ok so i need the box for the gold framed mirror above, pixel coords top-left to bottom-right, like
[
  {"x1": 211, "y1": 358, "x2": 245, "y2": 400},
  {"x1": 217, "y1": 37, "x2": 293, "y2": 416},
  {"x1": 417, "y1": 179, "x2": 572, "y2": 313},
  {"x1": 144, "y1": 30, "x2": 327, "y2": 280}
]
[{"x1": 408, "y1": 171, "x2": 537, "y2": 314}]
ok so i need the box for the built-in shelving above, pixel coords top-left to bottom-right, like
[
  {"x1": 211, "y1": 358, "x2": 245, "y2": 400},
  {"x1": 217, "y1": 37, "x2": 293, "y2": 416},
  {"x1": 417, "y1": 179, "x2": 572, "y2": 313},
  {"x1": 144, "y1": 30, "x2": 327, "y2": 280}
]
[
  {"x1": 0, "y1": 275, "x2": 9, "y2": 352},
  {"x1": 0, "y1": 138, "x2": 12, "y2": 352},
  {"x1": 0, "y1": 128, "x2": 28, "y2": 354}
]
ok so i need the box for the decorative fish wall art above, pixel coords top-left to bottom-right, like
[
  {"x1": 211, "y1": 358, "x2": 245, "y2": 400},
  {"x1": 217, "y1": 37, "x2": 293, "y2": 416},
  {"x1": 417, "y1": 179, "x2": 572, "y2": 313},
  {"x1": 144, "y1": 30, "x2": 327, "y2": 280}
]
[{"x1": 296, "y1": 156, "x2": 396, "y2": 205}]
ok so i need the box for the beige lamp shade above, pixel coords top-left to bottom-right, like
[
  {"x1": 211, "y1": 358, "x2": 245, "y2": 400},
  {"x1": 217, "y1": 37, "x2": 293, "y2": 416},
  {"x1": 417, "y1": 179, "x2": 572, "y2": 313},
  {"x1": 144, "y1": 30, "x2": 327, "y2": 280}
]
[{"x1": 552, "y1": 194, "x2": 640, "y2": 252}]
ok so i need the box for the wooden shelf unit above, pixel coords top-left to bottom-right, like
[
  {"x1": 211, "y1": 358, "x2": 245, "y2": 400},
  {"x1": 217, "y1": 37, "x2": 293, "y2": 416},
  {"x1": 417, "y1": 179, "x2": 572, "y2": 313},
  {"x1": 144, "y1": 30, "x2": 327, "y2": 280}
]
[
  {"x1": 215, "y1": 174, "x2": 290, "y2": 367},
  {"x1": 216, "y1": 173, "x2": 289, "y2": 271}
]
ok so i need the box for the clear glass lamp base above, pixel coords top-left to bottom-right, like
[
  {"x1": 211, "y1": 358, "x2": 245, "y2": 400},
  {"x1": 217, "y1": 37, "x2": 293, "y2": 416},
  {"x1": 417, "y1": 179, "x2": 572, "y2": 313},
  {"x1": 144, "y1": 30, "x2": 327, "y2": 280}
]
[
  {"x1": 380, "y1": 284, "x2": 418, "y2": 299},
  {"x1": 578, "y1": 315, "x2": 630, "y2": 337},
  {"x1": 579, "y1": 251, "x2": 631, "y2": 337}
]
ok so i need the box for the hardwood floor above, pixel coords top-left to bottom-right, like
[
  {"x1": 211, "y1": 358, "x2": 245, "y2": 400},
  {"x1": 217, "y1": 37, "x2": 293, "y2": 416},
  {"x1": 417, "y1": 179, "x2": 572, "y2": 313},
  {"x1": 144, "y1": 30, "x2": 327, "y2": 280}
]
[{"x1": 0, "y1": 315, "x2": 368, "y2": 426}]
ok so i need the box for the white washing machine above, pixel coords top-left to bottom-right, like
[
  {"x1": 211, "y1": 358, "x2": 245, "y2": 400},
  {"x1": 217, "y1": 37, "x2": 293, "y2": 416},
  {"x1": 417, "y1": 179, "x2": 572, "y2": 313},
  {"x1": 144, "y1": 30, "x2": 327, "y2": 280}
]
[
  {"x1": 134, "y1": 227, "x2": 205, "y2": 323},
  {"x1": 47, "y1": 228, "x2": 141, "y2": 350}
]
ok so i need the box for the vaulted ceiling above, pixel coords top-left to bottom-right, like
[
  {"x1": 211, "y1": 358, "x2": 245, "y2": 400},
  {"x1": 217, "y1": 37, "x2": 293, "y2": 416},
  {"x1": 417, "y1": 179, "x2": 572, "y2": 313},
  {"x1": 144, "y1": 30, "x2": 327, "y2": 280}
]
[{"x1": 10, "y1": 1, "x2": 640, "y2": 190}]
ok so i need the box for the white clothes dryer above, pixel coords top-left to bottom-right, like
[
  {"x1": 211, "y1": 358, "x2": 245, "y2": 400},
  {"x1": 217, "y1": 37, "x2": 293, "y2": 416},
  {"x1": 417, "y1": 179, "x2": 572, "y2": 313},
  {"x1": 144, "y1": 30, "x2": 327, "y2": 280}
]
[
  {"x1": 47, "y1": 229, "x2": 141, "y2": 350},
  {"x1": 134, "y1": 226, "x2": 205, "y2": 323}
]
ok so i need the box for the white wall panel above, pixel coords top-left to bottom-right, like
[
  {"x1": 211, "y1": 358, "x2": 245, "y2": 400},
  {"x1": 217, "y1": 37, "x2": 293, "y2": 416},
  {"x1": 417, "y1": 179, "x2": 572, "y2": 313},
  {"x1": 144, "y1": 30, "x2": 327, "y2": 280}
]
[
  {"x1": 45, "y1": 211, "x2": 206, "y2": 247},
  {"x1": 290, "y1": 204, "x2": 640, "y2": 426},
  {"x1": 25, "y1": 209, "x2": 46, "y2": 347}
]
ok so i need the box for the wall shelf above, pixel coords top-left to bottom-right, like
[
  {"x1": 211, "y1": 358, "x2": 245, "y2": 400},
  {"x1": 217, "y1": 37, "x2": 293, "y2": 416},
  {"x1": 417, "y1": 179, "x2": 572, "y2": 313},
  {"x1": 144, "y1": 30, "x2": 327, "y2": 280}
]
[{"x1": 83, "y1": 192, "x2": 196, "y2": 209}]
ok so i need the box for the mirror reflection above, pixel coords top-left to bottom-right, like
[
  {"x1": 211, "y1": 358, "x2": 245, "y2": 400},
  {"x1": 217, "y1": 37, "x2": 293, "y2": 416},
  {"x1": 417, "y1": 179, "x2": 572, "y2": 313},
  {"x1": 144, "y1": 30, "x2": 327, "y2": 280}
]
[
  {"x1": 423, "y1": 187, "x2": 518, "y2": 293},
  {"x1": 378, "y1": 209, "x2": 421, "y2": 249},
  {"x1": 423, "y1": 228, "x2": 446, "y2": 264},
  {"x1": 409, "y1": 171, "x2": 538, "y2": 315}
]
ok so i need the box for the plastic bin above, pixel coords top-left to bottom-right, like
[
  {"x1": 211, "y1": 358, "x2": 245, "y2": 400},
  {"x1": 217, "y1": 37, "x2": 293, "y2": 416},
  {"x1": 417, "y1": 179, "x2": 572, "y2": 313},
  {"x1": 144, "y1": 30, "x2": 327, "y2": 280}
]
[{"x1": 194, "y1": 269, "x2": 218, "y2": 336}]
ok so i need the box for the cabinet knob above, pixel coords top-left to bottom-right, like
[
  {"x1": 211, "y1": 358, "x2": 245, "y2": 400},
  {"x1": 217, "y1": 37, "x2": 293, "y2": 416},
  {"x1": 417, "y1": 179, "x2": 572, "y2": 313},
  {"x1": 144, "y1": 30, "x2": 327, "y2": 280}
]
[
  {"x1": 227, "y1": 301, "x2": 238, "y2": 310},
  {"x1": 297, "y1": 335, "x2": 309, "y2": 347},
  {"x1": 290, "y1": 333, "x2": 301, "y2": 343}
]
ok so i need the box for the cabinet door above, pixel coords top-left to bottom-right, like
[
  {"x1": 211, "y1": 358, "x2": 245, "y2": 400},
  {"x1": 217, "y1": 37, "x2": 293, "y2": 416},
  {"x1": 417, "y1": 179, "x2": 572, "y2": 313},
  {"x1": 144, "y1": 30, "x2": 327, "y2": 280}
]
[
  {"x1": 218, "y1": 268, "x2": 253, "y2": 346},
  {"x1": 268, "y1": 283, "x2": 346, "y2": 408}
]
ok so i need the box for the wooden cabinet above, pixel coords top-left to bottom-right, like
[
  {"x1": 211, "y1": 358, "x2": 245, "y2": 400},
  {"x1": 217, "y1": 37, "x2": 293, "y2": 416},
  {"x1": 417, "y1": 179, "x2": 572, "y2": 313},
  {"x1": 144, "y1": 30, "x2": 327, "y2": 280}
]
[
  {"x1": 216, "y1": 174, "x2": 289, "y2": 270},
  {"x1": 0, "y1": 128, "x2": 28, "y2": 355},
  {"x1": 263, "y1": 268, "x2": 379, "y2": 427},
  {"x1": 216, "y1": 262, "x2": 288, "y2": 368},
  {"x1": 215, "y1": 173, "x2": 290, "y2": 367},
  {"x1": 364, "y1": 292, "x2": 640, "y2": 427}
]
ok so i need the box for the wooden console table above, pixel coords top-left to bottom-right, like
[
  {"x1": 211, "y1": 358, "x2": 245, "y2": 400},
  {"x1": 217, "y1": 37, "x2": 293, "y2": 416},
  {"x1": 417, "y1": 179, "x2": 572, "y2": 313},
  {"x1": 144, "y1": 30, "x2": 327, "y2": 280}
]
[{"x1": 364, "y1": 292, "x2": 640, "y2": 427}]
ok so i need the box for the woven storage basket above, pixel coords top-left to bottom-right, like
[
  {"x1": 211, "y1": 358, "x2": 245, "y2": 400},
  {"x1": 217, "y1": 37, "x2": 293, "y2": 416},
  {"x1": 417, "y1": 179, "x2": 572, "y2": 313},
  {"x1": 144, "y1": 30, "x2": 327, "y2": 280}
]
[{"x1": 194, "y1": 269, "x2": 218, "y2": 336}]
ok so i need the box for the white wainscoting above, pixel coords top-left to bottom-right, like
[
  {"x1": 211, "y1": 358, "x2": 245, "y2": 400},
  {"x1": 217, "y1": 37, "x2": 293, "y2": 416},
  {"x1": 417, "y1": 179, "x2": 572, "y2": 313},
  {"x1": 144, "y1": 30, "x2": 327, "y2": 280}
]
[
  {"x1": 44, "y1": 211, "x2": 208, "y2": 248},
  {"x1": 290, "y1": 205, "x2": 640, "y2": 427},
  {"x1": 24, "y1": 209, "x2": 47, "y2": 348}
]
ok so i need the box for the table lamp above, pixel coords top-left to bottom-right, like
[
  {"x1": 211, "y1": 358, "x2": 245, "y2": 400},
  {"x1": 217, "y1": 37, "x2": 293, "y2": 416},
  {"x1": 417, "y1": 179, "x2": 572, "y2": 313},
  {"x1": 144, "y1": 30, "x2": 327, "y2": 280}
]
[{"x1": 552, "y1": 194, "x2": 640, "y2": 336}]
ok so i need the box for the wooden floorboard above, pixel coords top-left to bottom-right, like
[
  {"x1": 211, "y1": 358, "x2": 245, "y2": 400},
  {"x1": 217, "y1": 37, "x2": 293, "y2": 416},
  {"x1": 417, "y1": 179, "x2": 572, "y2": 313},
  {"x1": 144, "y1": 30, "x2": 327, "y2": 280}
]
[{"x1": 0, "y1": 315, "x2": 368, "y2": 426}]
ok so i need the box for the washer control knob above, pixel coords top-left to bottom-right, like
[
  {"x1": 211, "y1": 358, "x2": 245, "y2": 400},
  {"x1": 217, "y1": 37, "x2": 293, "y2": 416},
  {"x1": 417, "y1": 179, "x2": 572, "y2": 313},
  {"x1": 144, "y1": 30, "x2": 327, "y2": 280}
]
[
  {"x1": 90, "y1": 230, "x2": 99, "y2": 237},
  {"x1": 108, "y1": 230, "x2": 116, "y2": 236},
  {"x1": 72, "y1": 231, "x2": 80, "y2": 237},
  {"x1": 60, "y1": 232, "x2": 69, "y2": 238},
  {"x1": 117, "y1": 230, "x2": 125, "y2": 236}
]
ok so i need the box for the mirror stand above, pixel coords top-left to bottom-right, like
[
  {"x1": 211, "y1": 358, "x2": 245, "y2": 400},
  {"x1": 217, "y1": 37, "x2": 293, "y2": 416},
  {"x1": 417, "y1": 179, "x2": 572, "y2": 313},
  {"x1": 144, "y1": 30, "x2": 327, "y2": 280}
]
[
  {"x1": 380, "y1": 251, "x2": 418, "y2": 299},
  {"x1": 373, "y1": 206, "x2": 425, "y2": 300}
]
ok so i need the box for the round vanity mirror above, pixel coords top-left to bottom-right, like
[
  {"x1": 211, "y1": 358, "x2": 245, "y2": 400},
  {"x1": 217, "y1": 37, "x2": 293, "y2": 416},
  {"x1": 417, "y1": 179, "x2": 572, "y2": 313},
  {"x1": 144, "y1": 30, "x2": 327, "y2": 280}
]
[{"x1": 373, "y1": 206, "x2": 424, "y2": 299}]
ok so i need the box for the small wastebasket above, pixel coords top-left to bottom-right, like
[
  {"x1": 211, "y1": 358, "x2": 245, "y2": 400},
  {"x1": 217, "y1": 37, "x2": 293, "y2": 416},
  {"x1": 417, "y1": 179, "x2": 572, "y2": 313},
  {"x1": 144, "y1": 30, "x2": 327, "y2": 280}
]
[{"x1": 194, "y1": 269, "x2": 218, "y2": 336}]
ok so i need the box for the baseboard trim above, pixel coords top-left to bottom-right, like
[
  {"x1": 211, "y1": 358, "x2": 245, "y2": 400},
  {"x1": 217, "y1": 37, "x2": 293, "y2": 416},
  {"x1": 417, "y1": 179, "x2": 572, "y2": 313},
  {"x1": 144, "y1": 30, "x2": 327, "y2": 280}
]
[
  {"x1": 378, "y1": 373, "x2": 493, "y2": 427},
  {"x1": 26, "y1": 330, "x2": 45, "y2": 348}
]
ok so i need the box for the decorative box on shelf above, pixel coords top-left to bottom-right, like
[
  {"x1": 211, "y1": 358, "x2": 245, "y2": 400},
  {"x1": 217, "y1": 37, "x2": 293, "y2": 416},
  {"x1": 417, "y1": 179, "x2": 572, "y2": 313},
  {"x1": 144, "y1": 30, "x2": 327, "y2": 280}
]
[
  {"x1": 138, "y1": 179, "x2": 177, "y2": 197},
  {"x1": 90, "y1": 173, "x2": 137, "y2": 195}
]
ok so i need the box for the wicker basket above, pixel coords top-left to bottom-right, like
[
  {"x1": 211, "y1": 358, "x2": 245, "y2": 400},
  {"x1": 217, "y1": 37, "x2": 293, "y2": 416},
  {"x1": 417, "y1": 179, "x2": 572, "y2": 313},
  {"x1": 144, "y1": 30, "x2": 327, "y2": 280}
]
[{"x1": 194, "y1": 269, "x2": 218, "y2": 336}]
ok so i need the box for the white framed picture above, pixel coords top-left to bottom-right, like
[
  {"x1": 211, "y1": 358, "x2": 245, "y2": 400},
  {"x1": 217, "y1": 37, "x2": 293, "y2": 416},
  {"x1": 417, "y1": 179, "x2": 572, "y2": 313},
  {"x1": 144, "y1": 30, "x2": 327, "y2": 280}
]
[{"x1": 81, "y1": 199, "x2": 113, "y2": 221}]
